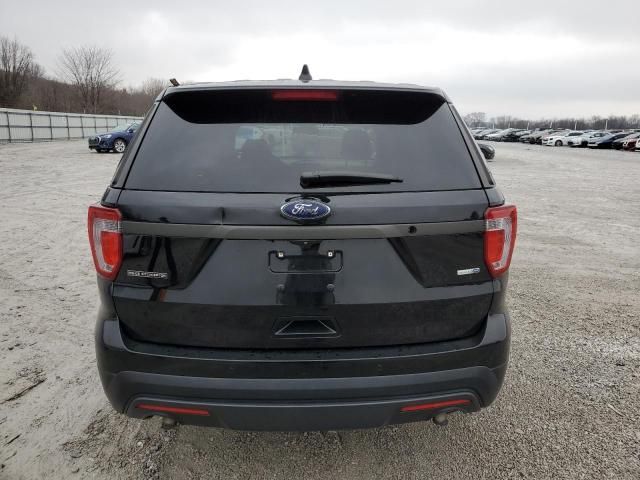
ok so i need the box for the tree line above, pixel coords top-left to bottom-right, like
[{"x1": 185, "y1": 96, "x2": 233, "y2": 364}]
[
  {"x1": 0, "y1": 36, "x2": 168, "y2": 115},
  {"x1": 3, "y1": 35, "x2": 640, "y2": 125},
  {"x1": 463, "y1": 112, "x2": 640, "y2": 131}
]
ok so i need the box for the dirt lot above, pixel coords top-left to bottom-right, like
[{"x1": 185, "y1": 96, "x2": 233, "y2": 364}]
[{"x1": 0, "y1": 140, "x2": 639, "y2": 480}]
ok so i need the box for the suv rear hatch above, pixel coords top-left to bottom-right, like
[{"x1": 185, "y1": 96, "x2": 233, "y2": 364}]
[{"x1": 110, "y1": 87, "x2": 492, "y2": 349}]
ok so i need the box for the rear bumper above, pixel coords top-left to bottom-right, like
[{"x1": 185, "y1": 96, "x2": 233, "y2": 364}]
[
  {"x1": 120, "y1": 367, "x2": 502, "y2": 430},
  {"x1": 96, "y1": 313, "x2": 510, "y2": 431}
]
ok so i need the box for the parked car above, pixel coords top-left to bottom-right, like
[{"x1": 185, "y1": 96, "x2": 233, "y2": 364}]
[
  {"x1": 543, "y1": 131, "x2": 584, "y2": 146},
  {"x1": 472, "y1": 129, "x2": 486, "y2": 139},
  {"x1": 569, "y1": 131, "x2": 607, "y2": 147},
  {"x1": 622, "y1": 133, "x2": 640, "y2": 150},
  {"x1": 469, "y1": 127, "x2": 488, "y2": 136},
  {"x1": 587, "y1": 132, "x2": 631, "y2": 149},
  {"x1": 478, "y1": 142, "x2": 495, "y2": 160},
  {"x1": 528, "y1": 129, "x2": 564, "y2": 145},
  {"x1": 511, "y1": 130, "x2": 531, "y2": 141},
  {"x1": 539, "y1": 129, "x2": 569, "y2": 145},
  {"x1": 613, "y1": 132, "x2": 640, "y2": 150},
  {"x1": 88, "y1": 122, "x2": 141, "y2": 153},
  {"x1": 489, "y1": 129, "x2": 527, "y2": 142},
  {"x1": 474, "y1": 128, "x2": 500, "y2": 140},
  {"x1": 484, "y1": 129, "x2": 512, "y2": 141},
  {"x1": 89, "y1": 74, "x2": 516, "y2": 431},
  {"x1": 519, "y1": 129, "x2": 549, "y2": 144}
]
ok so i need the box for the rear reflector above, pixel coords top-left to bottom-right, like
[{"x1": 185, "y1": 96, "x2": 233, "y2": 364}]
[
  {"x1": 136, "y1": 404, "x2": 210, "y2": 416},
  {"x1": 88, "y1": 204, "x2": 122, "y2": 280},
  {"x1": 484, "y1": 204, "x2": 517, "y2": 278},
  {"x1": 271, "y1": 90, "x2": 338, "y2": 101},
  {"x1": 400, "y1": 399, "x2": 471, "y2": 413}
]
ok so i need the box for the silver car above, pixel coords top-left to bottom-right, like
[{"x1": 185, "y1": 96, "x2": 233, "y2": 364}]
[{"x1": 569, "y1": 131, "x2": 607, "y2": 148}]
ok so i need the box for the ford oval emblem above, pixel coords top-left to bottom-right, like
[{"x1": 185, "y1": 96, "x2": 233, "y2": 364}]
[{"x1": 280, "y1": 199, "x2": 331, "y2": 223}]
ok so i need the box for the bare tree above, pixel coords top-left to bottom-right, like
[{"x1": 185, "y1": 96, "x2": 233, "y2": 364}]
[
  {"x1": 0, "y1": 36, "x2": 40, "y2": 107},
  {"x1": 463, "y1": 112, "x2": 487, "y2": 127},
  {"x1": 140, "y1": 77, "x2": 168, "y2": 98},
  {"x1": 57, "y1": 46, "x2": 119, "y2": 113}
]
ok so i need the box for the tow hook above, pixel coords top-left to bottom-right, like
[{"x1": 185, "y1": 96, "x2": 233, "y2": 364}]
[{"x1": 432, "y1": 413, "x2": 448, "y2": 427}]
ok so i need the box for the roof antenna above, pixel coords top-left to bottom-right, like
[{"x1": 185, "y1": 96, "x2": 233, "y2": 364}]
[
  {"x1": 298, "y1": 64, "x2": 312, "y2": 82},
  {"x1": 169, "y1": 78, "x2": 180, "y2": 87}
]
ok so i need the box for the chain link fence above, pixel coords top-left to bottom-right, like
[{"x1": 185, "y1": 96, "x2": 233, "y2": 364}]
[{"x1": 0, "y1": 108, "x2": 143, "y2": 143}]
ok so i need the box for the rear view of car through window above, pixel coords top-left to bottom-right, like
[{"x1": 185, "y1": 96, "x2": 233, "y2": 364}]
[{"x1": 89, "y1": 71, "x2": 517, "y2": 431}]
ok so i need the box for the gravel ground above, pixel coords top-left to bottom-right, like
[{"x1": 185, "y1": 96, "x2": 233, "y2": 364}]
[{"x1": 0, "y1": 140, "x2": 638, "y2": 480}]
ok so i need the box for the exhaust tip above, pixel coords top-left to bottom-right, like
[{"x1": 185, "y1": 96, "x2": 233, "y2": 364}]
[
  {"x1": 432, "y1": 413, "x2": 448, "y2": 427},
  {"x1": 161, "y1": 417, "x2": 178, "y2": 429}
]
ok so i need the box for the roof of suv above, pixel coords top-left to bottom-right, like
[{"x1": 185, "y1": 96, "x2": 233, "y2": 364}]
[{"x1": 160, "y1": 79, "x2": 450, "y2": 101}]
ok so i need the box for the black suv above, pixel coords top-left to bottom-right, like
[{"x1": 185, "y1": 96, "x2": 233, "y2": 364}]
[{"x1": 89, "y1": 71, "x2": 517, "y2": 431}]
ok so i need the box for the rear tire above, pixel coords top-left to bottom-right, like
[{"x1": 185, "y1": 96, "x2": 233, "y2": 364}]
[{"x1": 114, "y1": 138, "x2": 127, "y2": 153}]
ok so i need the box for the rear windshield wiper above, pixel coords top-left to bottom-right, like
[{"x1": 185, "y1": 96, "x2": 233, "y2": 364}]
[{"x1": 300, "y1": 171, "x2": 403, "y2": 188}]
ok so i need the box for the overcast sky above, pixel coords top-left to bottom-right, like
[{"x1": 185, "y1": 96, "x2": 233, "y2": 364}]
[{"x1": 1, "y1": 0, "x2": 639, "y2": 118}]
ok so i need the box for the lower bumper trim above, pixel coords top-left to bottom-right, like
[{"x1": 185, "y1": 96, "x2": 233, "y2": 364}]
[{"x1": 127, "y1": 391, "x2": 482, "y2": 431}]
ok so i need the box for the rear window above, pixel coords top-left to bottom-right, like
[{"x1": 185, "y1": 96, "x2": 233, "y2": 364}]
[{"x1": 125, "y1": 89, "x2": 480, "y2": 193}]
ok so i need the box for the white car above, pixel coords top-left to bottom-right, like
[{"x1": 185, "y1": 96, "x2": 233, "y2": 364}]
[
  {"x1": 540, "y1": 130, "x2": 569, "y2": 145},
  {"x1": 569, "y1": 131, "x2": 607, "y2": 148},
  {"x1": 544, "y1": 131, "x2": 584, "y2": 146}
]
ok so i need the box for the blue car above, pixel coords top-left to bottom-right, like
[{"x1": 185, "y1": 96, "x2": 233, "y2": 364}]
[{"x1": 88, "y1": 122, "x2": 141, "y2": 153}]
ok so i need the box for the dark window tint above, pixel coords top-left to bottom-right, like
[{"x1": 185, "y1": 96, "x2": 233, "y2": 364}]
[{"x1": 125, "y1": 89, "x2": 480, "y2": 193}]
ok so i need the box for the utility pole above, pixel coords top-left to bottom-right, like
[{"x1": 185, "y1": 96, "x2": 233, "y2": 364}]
[{"x1": 604, "y1": 118, "x2": 608, "y2": 130}]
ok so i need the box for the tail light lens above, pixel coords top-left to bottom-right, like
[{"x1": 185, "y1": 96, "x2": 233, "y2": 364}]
[
  {"x1": 271, "y1": 90, "x2": 338, "y2": 101},
  {"x1": 88, "y1": 205, "x2": 122, "y2": 280},
  {"x1": 136, "y1": 404, "x2": 210, "y2": 416},
  {"x1": 484, "y1": 204, "x2": 517, "y2": 278},
  {"x1": 400, "y1": 399, "x2": 471, "y2": 413}
]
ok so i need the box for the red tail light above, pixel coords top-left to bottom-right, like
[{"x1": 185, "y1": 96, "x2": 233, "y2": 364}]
[
  {"x1": 88, "y1": 205, "x2": 122, "y2": 280},
  {"x1": 271, "y1": 90, "x2": 338, "y2": 101},
  {"x1": 136, "y1": 404, "x2": 210, "y2": 416},
  {"x1": 401, "y1": 399, "x2": 471, "y2": 412},
  {"x1": 484, "y1": 204, "x2": 517, "y2": 278}
]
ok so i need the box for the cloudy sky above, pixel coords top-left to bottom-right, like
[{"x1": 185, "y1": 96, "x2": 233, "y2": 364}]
[{"x1": 1, "y1": 0, "x2": 639, "y2": 118}]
